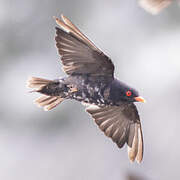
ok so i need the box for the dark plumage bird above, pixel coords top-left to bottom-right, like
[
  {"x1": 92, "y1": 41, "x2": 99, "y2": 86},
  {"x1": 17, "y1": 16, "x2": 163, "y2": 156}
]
[{"x1": 27, "y1": 15, "x2": 145, "y2": 163}]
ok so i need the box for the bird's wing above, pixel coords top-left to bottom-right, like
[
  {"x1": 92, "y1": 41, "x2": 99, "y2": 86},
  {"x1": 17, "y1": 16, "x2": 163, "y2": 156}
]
[
  {"x1": 139, "y1": 0, "x2": 172, "y2": 15},
  {"x1": 54, "y1": 15, "x2": 114, "y2": 78},
  {"x1": 86, "y1": 103, "x2": 143, "y2": 163}
]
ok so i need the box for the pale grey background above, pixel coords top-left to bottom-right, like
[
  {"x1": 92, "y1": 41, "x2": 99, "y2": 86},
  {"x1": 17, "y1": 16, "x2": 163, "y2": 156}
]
[{"x1": 1, "y1": 0, "x2": 180, "y2": 179}]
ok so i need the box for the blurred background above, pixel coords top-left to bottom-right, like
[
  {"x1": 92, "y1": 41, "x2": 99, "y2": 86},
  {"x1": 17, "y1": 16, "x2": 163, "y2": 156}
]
[{"x1": 1, "y1": 0, "x2": 180, "y2": 179}]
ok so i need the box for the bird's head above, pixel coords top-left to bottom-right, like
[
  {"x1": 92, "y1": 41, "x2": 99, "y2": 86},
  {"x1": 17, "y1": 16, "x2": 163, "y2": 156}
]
[
  {"x1": 110, "y1": 80, "x2": 146, "y2": 104},
  {"x1": 123, "y1": 87, "x2": 145, "y2": 103}
]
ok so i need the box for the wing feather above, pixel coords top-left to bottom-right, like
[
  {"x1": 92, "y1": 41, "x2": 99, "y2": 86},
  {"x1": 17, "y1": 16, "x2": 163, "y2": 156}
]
[
  {"x1": 60, "y1": 14, "x2": 101, "y2": 52},
  {"x1": 86, "y1": 104, "x2": 143, "y2": 163},
  {"x1": 55, "y1": 15, "x2": 114, "y2": 78}
]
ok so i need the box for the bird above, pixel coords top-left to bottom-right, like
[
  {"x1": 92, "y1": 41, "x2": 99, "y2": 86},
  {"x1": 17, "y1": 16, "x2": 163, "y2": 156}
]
[
  {"x1": 26, "y1": 15, "x2": 145, "y2": 163},
  {"x1": 138, "y1": 0, "x2": 173, "y2": 15}
]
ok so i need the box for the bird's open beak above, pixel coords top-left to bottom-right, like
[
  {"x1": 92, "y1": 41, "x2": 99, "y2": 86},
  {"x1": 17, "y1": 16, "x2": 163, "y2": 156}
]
[{"x1": 134, "y1": 96, "x2": 146, "y2": 103}]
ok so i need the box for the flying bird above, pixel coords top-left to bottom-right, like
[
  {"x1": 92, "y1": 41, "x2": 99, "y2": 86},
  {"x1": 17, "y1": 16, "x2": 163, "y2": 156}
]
[
  {"x1": 139, "y1": 0, "x2": 173, "y2": 14},
  {"x1": 27, "y1": 15, "x2": 145, "y2": 163}
]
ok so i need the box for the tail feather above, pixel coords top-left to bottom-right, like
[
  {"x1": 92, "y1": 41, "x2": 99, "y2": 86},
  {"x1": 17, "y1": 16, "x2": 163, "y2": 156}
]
[
  {"x1": 27, "y1": 77, "x2": 65, "y2": 111},
  {"x1": 26, "y1": 77, "x2": 53, "y2": 90},
  {"x1": 34, "y1": 95, "x2": 64, "y2": 111},
  {"x1": 34, "y1": 96, "x2": 56, "y2": 106}
]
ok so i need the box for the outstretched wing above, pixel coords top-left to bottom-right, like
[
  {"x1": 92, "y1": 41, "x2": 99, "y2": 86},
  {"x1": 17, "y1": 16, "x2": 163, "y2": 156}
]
[
  {"x1": 86, "y1": 103, "x2": 143, "y2": 163},
  {"x1": 54, "y1": 15, "x2": 114, "y2": 78},
  {"x1": 139, "y1": 0, "x2": 172, "y2": 15}
]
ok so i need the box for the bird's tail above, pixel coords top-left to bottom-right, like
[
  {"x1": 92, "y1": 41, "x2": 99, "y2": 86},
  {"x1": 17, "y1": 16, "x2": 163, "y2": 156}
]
[{"x1": 26, "y1": 77, "x2": 66, "y2": 111}]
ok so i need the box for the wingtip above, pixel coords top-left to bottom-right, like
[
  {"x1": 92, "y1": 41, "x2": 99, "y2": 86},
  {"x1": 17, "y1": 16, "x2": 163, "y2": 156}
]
[
  {"x1": 53, "y1": 14, "x2": 66, "y2": 23},
  {"x1": 54, "y1": 14, "x2": 101, "y2": 53},
  {"x1": 61, "y1": 14, "x2": 70, "y2": 24},
  {"x1": 44, "y1": 106, "x2": 50, "y2": 111},
  {"x1": 53, "y1": 16, "x2": 60, "y2": 23},
  {"x1": 127, "y1": 123, "x2": 143, "y2": 163},
  {"x1": 136, "y1": 158, "x2": 143, "y2": 164},
  {"x1": 128, "y1": 145, "x2": 143, "y2": 163},
  {"x1": 61, "y1": 14, "x2": 65, "y2": 20},
  {"x1": 135, "y1": 124, "x2": 144, "y2": 163},
  {"x1": 54, "y1": 16, "x2": 60, "y2": 23},
  {"x1": 127, "y1": 146, "x2": 137, "y2": 163},
  {"x1": 54, "y1": 16, "x2": 71, "y2": 33}
]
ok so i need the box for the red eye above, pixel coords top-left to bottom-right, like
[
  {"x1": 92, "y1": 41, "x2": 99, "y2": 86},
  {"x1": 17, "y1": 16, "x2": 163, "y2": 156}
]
[{"x1": 126, "y1": 90, "x2": 132, "y2": 97}]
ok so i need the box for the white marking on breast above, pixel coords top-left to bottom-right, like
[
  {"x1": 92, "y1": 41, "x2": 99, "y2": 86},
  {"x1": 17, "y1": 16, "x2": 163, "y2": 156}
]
[
  {"x1": 95, "y1": 86, "x2": 99, "y2": 92},
  {"x1": 82, "y1": 92, "x2": 86, "y2": 98}
]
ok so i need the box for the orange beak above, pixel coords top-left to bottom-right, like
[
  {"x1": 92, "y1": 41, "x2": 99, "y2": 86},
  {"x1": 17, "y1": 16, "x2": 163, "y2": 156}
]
[{"x1": 134, "y1": 96, "x2": 146, "y2": 103}]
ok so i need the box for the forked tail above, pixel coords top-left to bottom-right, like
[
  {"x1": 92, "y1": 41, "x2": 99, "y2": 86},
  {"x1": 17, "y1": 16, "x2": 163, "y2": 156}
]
[{"x1": 26, "y1": 77, "x2": 66, "y2": 111}]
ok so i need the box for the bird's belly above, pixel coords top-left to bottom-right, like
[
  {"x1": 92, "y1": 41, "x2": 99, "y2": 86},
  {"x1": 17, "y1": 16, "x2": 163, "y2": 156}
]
[
  {"x1": 71, "y1": 86, "x2": 106, "y2": 105},
  {"x1": 65, "y1": 75, "x2": 112, "y2": 105}
]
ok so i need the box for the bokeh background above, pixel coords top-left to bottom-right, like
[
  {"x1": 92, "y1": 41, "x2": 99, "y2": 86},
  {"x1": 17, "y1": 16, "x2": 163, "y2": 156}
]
[{"x1": 1, "y1": 0, "x2": 180, "y2": 179}]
